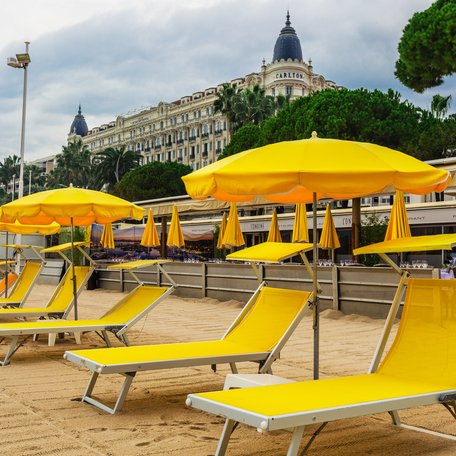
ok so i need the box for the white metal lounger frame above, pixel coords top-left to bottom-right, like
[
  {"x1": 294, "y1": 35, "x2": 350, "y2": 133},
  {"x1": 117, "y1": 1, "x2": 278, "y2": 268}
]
[
  {"x1": 0, "y1": 244, "x2": 46, "y2": 307},
  {"x1": 0, "y1": 260, "x2": 176, "y2": 366},
  {"x1": 187, "y1": 236, "x2": 456, "y2": 455},
  {"x1": 64, "y1": 243, "x2": 315, "y2": 414}
]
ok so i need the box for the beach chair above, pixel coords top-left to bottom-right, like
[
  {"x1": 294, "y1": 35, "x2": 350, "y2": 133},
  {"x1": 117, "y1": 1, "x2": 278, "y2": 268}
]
[
  {"x1": 65, "y1": 284, "x2": 312, "y2": 414},
  {"x1": 0, "y1": 259, "x2": 175, "y2": 366},
  {"x1": 187, "y1": 243, "x2": 456, "y2": 454}
]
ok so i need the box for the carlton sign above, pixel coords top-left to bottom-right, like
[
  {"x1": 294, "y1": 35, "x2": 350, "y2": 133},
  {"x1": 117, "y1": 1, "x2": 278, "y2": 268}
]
[{"x1": 276, "y1": 72, "x2": 305, "y2": 80}]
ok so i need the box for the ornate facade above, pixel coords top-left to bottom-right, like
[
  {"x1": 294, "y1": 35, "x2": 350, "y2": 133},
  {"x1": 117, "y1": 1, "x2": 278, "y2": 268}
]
[{"x1": 71, "y1": 13, "x2": 341, "y2": 170}]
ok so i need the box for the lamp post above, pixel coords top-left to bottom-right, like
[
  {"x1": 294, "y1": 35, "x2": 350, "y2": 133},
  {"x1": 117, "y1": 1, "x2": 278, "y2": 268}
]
[{"x1": 7, "y1": 41, "x2": 31, "y2": 201}]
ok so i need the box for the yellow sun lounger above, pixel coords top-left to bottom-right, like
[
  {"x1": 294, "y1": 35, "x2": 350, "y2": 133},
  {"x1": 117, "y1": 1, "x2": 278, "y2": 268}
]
[
  {"x1": 187, "y1": 278, "x2": 456, "y2": 455},
  {"x1": 65, "y1": 285, "x2": 312, "y2": 414},
  {"x1": 0, "y1": 244, "x2": 46, "y2": 308},
  {"x1": 0, "y1": 260, "x2": 175, "y2": 366}
]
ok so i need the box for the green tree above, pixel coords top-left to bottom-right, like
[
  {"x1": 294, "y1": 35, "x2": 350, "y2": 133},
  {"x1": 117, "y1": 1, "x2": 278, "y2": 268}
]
[
  {"x1": 24, "y1": 163, "x2": 46, "y2": 194},
  {"x1": 431, "y1": 94, "x2": 452, "y2": 119},
  {"x1": 219, "y1": 124, "x2": 261, "y2": 159},
  {"x1": 395, "y1": 0, "x2": 456, "y2": 92},
  {"x1": 47, "y1": 139, "x2": 95, "y2": 189},
  {"x1": 213, "y1": 83, "x2": 240, "y2": 138},
  {"x1": 115, "y1": 161, "x2": 192, "y2": 201},
  {"x1": 232, "y1": 85, "x2": 276, "y2": 127},
  {"x1": 95, "y1": 146, "x2": 140, "y2": 191},
  {"x1": 0, "y1": 155, "x2": 21, "y2": 199},
  {"x1": 359, "y1": 214, "x2": 389, "y2": 266}
]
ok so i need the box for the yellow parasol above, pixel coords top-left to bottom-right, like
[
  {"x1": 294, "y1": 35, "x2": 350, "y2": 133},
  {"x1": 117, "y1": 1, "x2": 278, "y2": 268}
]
[
  {"x1": 141, "y1": 209, "x2": 160, "y2": 247},
  {"x1": 0, "y1": 220, "x2": 61, "y2": 235},
  {"x1": 384, "y1": 191, "x2": 411, "y2": 241},
  {"x1": 222, "y1": 202, "x2": 245, "y2": 248},
  {"x1": 319, "y1": 205, "x2": 341, "y2": 250},
  {"x1": 292, "y1": 203, "x2": 309, "y2": 242},
  {"x1": 167, "y1": 205, "x2": 185, "y2": 248},
  {"x1": 217, "y1": 212, "x2": 228, "y2": 249},
  {"x1": 182, "y1": 132, "x2": 450, "y2": 379},
  {"x1": 267, "y1": 208, "x2": 282, "y2": 243},
  {"x1": 100, "y1": 223, "x2": 115, "y2": 249},
  {"x1": 0, "y1": 185, "x2": 144, "y2": 319}
]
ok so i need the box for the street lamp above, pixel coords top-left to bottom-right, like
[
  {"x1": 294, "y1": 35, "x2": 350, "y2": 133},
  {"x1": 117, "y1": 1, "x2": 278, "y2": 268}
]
[{"x1": 7, "y1": 41, "x2": 31, "y2": 201}]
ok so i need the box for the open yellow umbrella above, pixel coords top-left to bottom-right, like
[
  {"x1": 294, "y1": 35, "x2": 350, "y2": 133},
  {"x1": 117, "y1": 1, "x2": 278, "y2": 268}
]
[
  {"x1": 267, "y1": 208, "x2": 282, "y2": 243},
  {"x1": 101, "y1": 223, "x2": 115, "y2": 249},
  {"x1": 0, "y1": 220, "x2": 61, "y2": 235},
  {"x1": 0, "y1": 185, "x2": 144, "y2": 319},
  {"x1": 141, "y1": 209, "x2": 160, "y2": 247},
  {"x1": 183, "y1": 132, "x2": 450, "y2": 379},
  {"x1": 292, "y1": 203, "x2": 309, "y2": 242},
  {"x1": 320, "y1": 205, "x2": 341, "y2": 250},
  {"x1": 167, "y1": 205, "x2": 185, "y2": 248},
  {"x1": 385, "y1": 191, "x2": 411, "y2": 240},
  {"x1": 222, "y1": 202, "x2": 245, "y2": 248},
  {"x1": 217, "y1": 212, "x2": 228, "y2": 249}
]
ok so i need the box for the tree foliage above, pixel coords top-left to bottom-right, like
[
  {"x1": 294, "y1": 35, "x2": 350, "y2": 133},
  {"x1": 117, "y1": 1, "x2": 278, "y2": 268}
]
[
  {"x1": 359, "y1": 213, "x2": 389, "y2": 266},
  {"x1": 395, "y1": 0, "x2": 456, "y2": 92},
  {"x1": 115, "y1": 161, "x2": 192, "y2": 201},
  {"x1": 219, "y1": 124, "x2": 261, "y2": 159},
  {"x1": 221, "y1": 88, "x2": 454, "y2": 160}
]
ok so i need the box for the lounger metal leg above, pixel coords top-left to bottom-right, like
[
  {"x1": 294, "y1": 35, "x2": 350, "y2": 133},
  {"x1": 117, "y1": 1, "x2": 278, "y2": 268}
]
[
  {"x1": 389, "y1": 410, "x2": 401, "y2": 425},
  {"x1": 287, "y1": 426, "x2": 305, "y2": 456},
  {"x1": 215, "y1": 418, "x2": 236, "y2": 456},
  {"x1": 48, "y1": 333, "x2": 57, "y2": 346},
  {"x1": 74, "y1": 332, "x2": 81, "y2": 344},
  {"x1": 299, "y1": 422, "x2": 327, "y2": 455},
  {"x1": 82, "y1": 371, "x2": 136, "y2": 414},
  {"x1": 101, "y1": 330, "x2": 112, "y2": 347},
  {"x1": 0, "y1": 336, "x2": 20, "y2": 366},
  {"x1": 229, "y1": 362, "x2": 238, "y2": 374}
]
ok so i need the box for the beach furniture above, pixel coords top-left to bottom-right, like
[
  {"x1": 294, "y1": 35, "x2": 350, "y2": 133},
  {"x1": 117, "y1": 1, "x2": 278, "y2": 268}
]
[
  {"x1": 0, "y1": 245, "x2": 46, "y2": 308},
  {"x1": 0, "y1": 259, "x2": 175, "y2": 366},
  {"x1": 186, "y1": 235, "x2": 456, "y2": 455}
]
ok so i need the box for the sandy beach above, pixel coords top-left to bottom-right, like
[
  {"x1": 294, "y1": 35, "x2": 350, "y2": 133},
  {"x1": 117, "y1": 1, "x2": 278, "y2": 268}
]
[{"x1": 0, "y1": 284, "x2": 455, "y2": 456}]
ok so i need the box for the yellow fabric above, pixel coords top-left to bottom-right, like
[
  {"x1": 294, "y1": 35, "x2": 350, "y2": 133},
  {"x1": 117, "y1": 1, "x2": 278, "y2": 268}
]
[
  {"x1": 107, "y1": 259, "x2": 170, "y2": 270},
  {"x1": 0, "y1": 220, "x2": 60, "y2": 235},
  {"x1": 0, "y1": 266, "x2": 91, "y2": 315},
  {"x1": 84, "y1": 225, "x2": 92, "y2": 244},
  {"x1": 0, "y1": 187, "x2": 144, "y2": 226},
  {"x1": 0, "y1": 273, "x2": 17, "y2": 294},
  {"x1": 217, "y1": 212, "x2": 227, "y2": 249},
  {"x1": 384, "y1": 191, "x2": 411, "y2": 241},
  {"x1": 267, "y1": 209, "x2": 282, "y2": 243},
  {"x1": 194, "y1": 279, "x2": 456, "y2": 417},
  {"x1": 222, "y1": 202, "x2": 245, "y2": 247},
  {"x1": 354, "y1": 234, "x2": 456, "y2": 255},
  {"x1": 141, "y1": 209, "x2": 160, "y2": 247},
  {"x1": 66, "y1": 286, "x2": 311, "y2": 365},
  {"x1": 227, "y1": 242, "x2": 312, "y2": 263},
  {"x1": 0, "y1": 262, "x2": 41, "y2": 304},
  {"x1": 41, "y1": 241, "x2": 87, "y2": 253},
  {"x1": 292, "y1": 203, "x2": 309, "y2": 243},
  {"x1": 319, "y1": 205, "x2": 341, "y2": 249},
  {"x1": 182, "y1": 135, "x2": 450, "y2": 203},
  {"x1": 167, "y1": 205, "x2": 185, "y2": 248},
  {"x1": 101, "y1": 223, "x2": 115, "y2": 249},
  {"x1": 223, "y1": 287, "x2": 311, "y2": 351}
]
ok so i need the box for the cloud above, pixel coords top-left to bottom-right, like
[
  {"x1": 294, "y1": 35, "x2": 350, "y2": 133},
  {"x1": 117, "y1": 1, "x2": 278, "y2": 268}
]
[{"x1": 0, "y1": 0, "x2": 454, "y2": 162}]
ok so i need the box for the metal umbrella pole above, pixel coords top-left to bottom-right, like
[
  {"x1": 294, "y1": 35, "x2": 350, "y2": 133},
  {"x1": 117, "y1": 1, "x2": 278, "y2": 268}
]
[
  {"x1": 70, "y1": 217, "x2": 78, "y2": 319},
  {"x1": 312, "y1": 192, "x2": 319, "y2": 380}
]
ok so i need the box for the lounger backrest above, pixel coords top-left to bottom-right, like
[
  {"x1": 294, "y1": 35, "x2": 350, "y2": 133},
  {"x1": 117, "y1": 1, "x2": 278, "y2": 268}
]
[
  {"x1": 45, "y1": 266, "x2": 91, "y2": 313},
  {"x1": 0, "y1": 272, "x2": 18, "y2": 294},
  {"x1": 5, "y1": 261, "x2": 41, "y2": 301},
  {"x1": 224, "y1": 286, "x2": 311, "y2": 351},
  {"x1": 378, "y1": 278, "x2": 456, "y2": 385},
  {"x1": 98, "y1": 285, "x2": 170, "y2": 325}
]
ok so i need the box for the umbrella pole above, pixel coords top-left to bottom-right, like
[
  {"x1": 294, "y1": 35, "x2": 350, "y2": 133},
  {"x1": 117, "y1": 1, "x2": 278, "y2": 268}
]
[
  {"x1": 312, "y1": 192, "x2": 319, "y2": 380},
  {"x1": 70, "y1": 217, "x2": 78, "y2": 320},
  {"x1": 5, "y1": 232, "x2": 9, "y2": 298}
]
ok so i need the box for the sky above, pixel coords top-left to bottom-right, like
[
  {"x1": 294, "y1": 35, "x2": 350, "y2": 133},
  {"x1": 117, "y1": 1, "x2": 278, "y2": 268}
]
[{"x1": 0, "y1": 0, "x2": 454, "y2": 162}]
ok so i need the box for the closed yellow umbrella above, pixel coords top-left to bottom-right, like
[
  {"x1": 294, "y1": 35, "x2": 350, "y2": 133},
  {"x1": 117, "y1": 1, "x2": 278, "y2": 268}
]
[
  {"x1": 167, "y1": 205, "x2": 185, "y2": 248},
  {"x1": 267, "y1": 208, "x2": 282, "y2": 243},
  {"x1": 141, "y1": 209, "x2": 160, "y2": 247},
  {"x1": 320, "y1": 205, "x2": 341, "y2": 249},
  {"x1": 217, "y1": 212, "x2": 228, "y2": 249},
  {"x1": 101, "y1": 223, "x2": 115, "y2": 249},
  {"x1": 385, "y1": 191, "x2": 411, "y2": 241},
  {"x1": 292, "y1": 203, "x2": 309, "y2": 242},
  {"x1": 222, "y1": 202, "x2": 245, "y2": 247}
]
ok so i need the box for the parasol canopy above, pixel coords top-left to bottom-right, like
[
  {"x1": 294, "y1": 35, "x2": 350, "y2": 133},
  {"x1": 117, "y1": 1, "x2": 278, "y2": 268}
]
[
  {"x1": 216, "y1": 212, "x2": 228, "y2": 249},
  {"x1": 100, "y1": 223, "x2": 115, "y2": 249},
  {"x1": 384, "y1": 191, "x2": 411, "y2": 241},
  {"x1": 267, "y1": 208, "x2": 282, "y2": 243},
  {"x1": 0, "y1": 220, "x2": 60, "y2": 235},
  {"x1": 222, "y1": 202, "x2": 245, "y2": 248},
  {"x1": 141, "y1": 209, "x2": 160, "y2": 247},
  {"x1": 167, "y1": 205, "x2": 185, "y2": 248},
  {"x1": 319, "y1": 205, "x2": 341, "y2": 250},
  {"x1": 292, "y1": 203, "x2": 309, "y2": 243}
]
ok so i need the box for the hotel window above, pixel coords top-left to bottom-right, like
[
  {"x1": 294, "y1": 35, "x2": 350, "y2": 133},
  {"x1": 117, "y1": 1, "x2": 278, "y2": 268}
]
[
  {"x1": 272, "y1": 88, "x2": 275, "y2": 96},
  {"x1": 286, "y1": 85, "x2": 293, "y2": 96}
]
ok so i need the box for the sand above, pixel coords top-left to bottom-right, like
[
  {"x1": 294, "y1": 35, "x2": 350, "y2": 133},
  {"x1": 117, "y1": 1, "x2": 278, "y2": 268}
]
[{"x1": 0, "y1": 284, "x2": 455, "y2": 455}]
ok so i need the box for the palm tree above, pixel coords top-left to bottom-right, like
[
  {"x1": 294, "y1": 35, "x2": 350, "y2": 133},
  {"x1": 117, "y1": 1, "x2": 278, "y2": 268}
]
[
  {"x1": 0, "y1": 155, "x2": 21, "y2": 198},
  {"x1": 233, "y1": 85, "x2": 276, "y2": 127},
  {"x1": 25, "y1": 163, "x2": 46, "y2": 194},
  {"x1": 95, "y1": 146, "x2": 140, "y2": 191},
  {"x1": 431, "y1": 94, "x2": 452, "y2": 119},
  {"x1": 213, "y1": 83, "x2": 241, "y2": 140}
]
